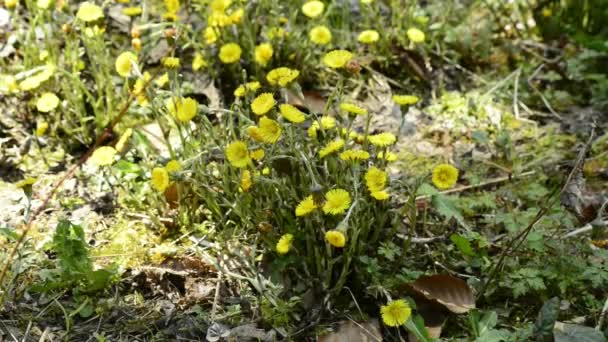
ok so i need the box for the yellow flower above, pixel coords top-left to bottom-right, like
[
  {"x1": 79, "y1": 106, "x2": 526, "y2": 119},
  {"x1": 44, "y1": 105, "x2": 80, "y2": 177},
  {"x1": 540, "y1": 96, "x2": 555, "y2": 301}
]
[
  {"x1": 229, "y1": 8, "x2": 244, "y2": 23},
  {"x1": 254, "y1": 43, "x2": 273, "y2": 66},
  {"x1": 276, "y1": 233, "x2": 293, "y2": 254},
  {"x1": 371, "y1": 190, "x2": 389, "y2": 200},
  {"x1": 5, "y1": 0, "x2": 17, "y2": 9},
  {"x1": 279, "y1": 104, "x2": 305, "y2": 123},
  {"x1": 361, "y1": 0, "x2": 373, "y2": 4},
  {"x1": 204, "y1": 27, "x2": 218, "y2": 44},
  {"x1": 431, "y1": 163, "x2": 459, "y2": 190},
  {"x1": 1, "y1": 75, "x2": 18, "y2": 93},
  {"x1": 392, "y1": 94, "x2": 419, "y2": 106},
  {"x1": 250, "y1": 148, "x2": 265, "y2": 161},
  {"x1": 76, "y1": 2, "x2": 104, "y2": 22},
  {"x1": 323, "y1": 189, "x2": 351, "y2": 215},
  {"x1": 90, "y1": 146, "x2": 117, "y2": 166},
  {"x1": 166, "y1": 97, "x2": 199, "y2": 122},
  {"x1": 166, "y1": 160, "x2": 181, "y2": 173},
  {"x1": 340, "y1": 102, "x2": 367, "y2": 115},
  {"x1": 36, "y1": 92, "x2": 60, "y2": 112},
  {"x1": 339, "y1": 149, "x2": 370, "y2": 162},
  {"x1": 219, "y1": 43, "x2": 242, "y2": 64},
  {"x1": 258, "y1": 116, "x2": 282, "y2": 144},
  {"x1": 19, "y1": 65, "x2": 55, "y2": 91},
  {"x1": 357, "y1": 30, "x2": 379, "y2": 44},
  {"x1": 210, "y1": 0, "x2": 230, "y2": 12},
  {"x1": 322, "y1": 49, "x2": 353, "y2": 68},
  {"x1": 35, "y1": 120, "x2": 49, "y2": 137},
  {"x1": 267, "y1": 26, "x2": 287, "y2": 40},
  {"x1": 309, "y1": 25, "x2": 332, "y2": 45},
  {"x1": 407, "y1": 28, "x2": 425, "y2": 43},
  {"x1": 266, "y1": 67, "x2": 300, "y2": 87},
  {"x1": 368, "y1": 132, "x2": 396, "y2": 147},
  {"x1": 325, "y1": 230, "x2": 346, "y2": 247},
  {"x1": 319, "y1": 138, "x2": 345, "y2": 158},
  {"x1": 381, "y1": 300, "x2": 411, "y2": 327},
  {"x1": 151, "y1": 167, "x2": 170, "y2": 192},
  {"x1": 321, "y1": 116, "x2": 336, "y2": 129},
  {"x1": 209, "y1": 12, "x2": 231, "y2": 26},
  {"x1": 301, "y1": 0, "x2": 324, "y2": 18},
  {"x1": 192, "y1": 53, "x2": 207, "y2": 71},
  {"x1": 36, "y1": 0, "x2": 52, "y2": 9},
  {"x1": 251, "y1": 92, "x2": 275, "y2": 115},
  {"x1": 225, "y1": 141, "x2": 250, "y2": 168},
  {"x1": 162, "y1": 57, "x2": 180, "y2": 68},
  {"x1": 16, "y1": 177, "x2": 36, "y2": 189},
  {"x1": 163, "y1": 0, "x2": 179, "y2": 20},
  {"x1": 115, "y1": 51, "x2": 138, "y2": 77},
  {"x1": 155, "y1": 73, "x2": 169, "y2": 87},
  {"x1": 240, "y1": 170, "x2": 252, "y2": 192},
  {"x1": 122, "y1": 6, "x2": 142, "y2": 16},
  {"x1": 115, "y1": 128, "x2": 133, "y2": 152},
  {"x1": 295, "y1": 195, "x2": 318, "y2": 216},
  {"x1": 542, "y1": 7, "x2": 552, "y2": 17},
  {"x1": 234, "y1": 81, "x2": 260, "y2": 97},
  {"x1": 365, "y1": 166, "x2": 387, "y2": 192},
  {"x1": 377, "y1": 151, "x2": 397, "y2": 162},
  {"x1": 246, "y1": 126, "x2": 264, "y2": 143}
]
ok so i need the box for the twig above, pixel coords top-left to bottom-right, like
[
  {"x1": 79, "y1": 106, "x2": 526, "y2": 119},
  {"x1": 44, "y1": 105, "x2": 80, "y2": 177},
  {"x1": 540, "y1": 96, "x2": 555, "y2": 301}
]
[
  {"x1": 416, "y1": 170, "x2": 536, "y2": 201},
  {"x1": 527, "y1": 64, "x2": 563, "y2": 120},
  {"x1": 563, "y1": 224, "x2": 593, "y2": 239},
  {"x1": 210, "y1": 271, "x2": 223, "y2": 320},
  {"x1": 477, "y1": 123, "x2": 596, "y2": 299}
]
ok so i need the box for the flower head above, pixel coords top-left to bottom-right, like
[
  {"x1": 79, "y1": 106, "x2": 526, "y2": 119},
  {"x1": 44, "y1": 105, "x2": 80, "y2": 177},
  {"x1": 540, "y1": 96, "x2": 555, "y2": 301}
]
[
  {"x1": 76, "y1": 2, "x2": 104, "y2": 22},
  {"x1": 340, "y1": 102, "x2": 367, "y2": 116},
  {"x1": 381, "y1": 300, "x2": 411, "y2": 327},
  {"x1": 225, "y1": 141, "x2": 250, "y2": 168},
  {"x1": 339, "y1": 149, "x2": 370, "y2": 162},
  {"x1": 319, "y1": 138, "x2": 345, "y2": 158},
  {"x1": 192, "y1": 53, "x2": 207, "y2": 71},
  {"x1": 166, "y1": 97, "x2": 199, "y2": 122},
  {"x1": 258, "y1": 116, "x2": 282, "y2": 144},
  {"x1": 115, "y1": 51, "x2": 138, "y2": 77},
  {"x1": 165, "y1": 160, "x2": 181, "y2": 173},
  {"x1": 230, "y1": 8, "x2": 244, "y2": 23},
  {"x1": 240, "y1": 170, "x2": 252, "y2": 192},
  {"x1": 301, "y1": 0, "x2": 324, "y2": 18},
  {"x1": 246, "y1": 126, "x2": 264, "y2": 143},
  {"x1": 325, "y1": 230, "x2": 346, "y2": 247},
  {"x1": 251, "y1": 92, "x2": 275, "y2": 115},
  {"x1": 276, "y1": 234, "x2": 293, "y2": 254},
  {"x1": 378, "y1": 151, "x2": 397, "y2": 162},
  {"x1": 254, "y1": 43, "x2": 273, "y2": 66},
  {"x1": 295, "y1": 195, "x2": 318, "y2": 216},
  {"x1": 234, "y1": 81, "x2": 261, "y2": 97},
  {"x1": 392, "y1": 94, "x2": 419, "y2": 106},
  {"x1": 204, "y1": 27, "x2": 218, "y2": 44},
  {"x1": 279, "y1": 104, "x2": 306, "y2": 123},
  {"x1": 266, "y1": 67, "x2": 300, "y2": 86},
  {"x1": 250, "y1": 148, "x2": 265, "y2": 161},
  {"x1": 162, "y1": 57, "x2": 180, "y2": 68},
  {"x1": 90, "y1": 146, "x2": 116, "y2": 166},
  {"x1": 35, "y1": 120, "x2": 49, "y2": 137},
  {"x1": 323, "y1": 189, "x2": 351, "y2": 215},
  {"x1": 36, "y1": 92, "x2": 60, "y2": 112},
  {"x1": 323, "y1": 50, "x2": 353, "y2": 68},
  {"x1": 115, "y1": 128, "x2": 133, "y2": 152},
  {"x1": 431, "y1": 163, "x2": 458, "y2": 190},
  {"x1": 368, "y1": 132, "x2": 396, "y2": 147},
  {"x1": 365, "y1": 166, "x2": 387, "y2": 192},
  {"x1": 371, "y1": 190, "x2": 389, "y2": 200},
  {"x1": 407, "y1": 28, "x2": 425, "y2": 43},
  {"x1": 357, "y1": 30, "x2": 379, "y2": 44},
  {"x1": 219, "y1": 43, "x2": 242, "y2": 64},
  {"x1": 309, "y1": 25, "x2": 332, "y2": 45},
  {"x1": 123, "y1": 6, "x2": 142, "y2": 16},
  {"x1": 151, "y1": 167, "x2": 170, "y2": 192}
]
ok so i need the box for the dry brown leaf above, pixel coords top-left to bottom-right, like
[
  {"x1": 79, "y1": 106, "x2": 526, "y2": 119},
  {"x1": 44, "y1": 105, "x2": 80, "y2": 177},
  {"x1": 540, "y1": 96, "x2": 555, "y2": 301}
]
[
  {"x1": 410, "y1": 274, "x2": 475, "y2": 314},
  {"x1": 285, "y1": 89, "x2": 329, "y2": 114},
  {"x1": 317, "y1": 320, "x2": 382, "y2": 342}
]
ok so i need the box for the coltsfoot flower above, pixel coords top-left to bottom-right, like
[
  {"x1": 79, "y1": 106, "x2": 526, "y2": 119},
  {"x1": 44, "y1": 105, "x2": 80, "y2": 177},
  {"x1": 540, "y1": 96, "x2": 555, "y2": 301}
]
[
  {"x1": 368, "y1": 132, "x2": 396, "y2": 147},
  {"x1": 254, "y1": 43, "x2": 273, "y2": 66},
  {"x1": 322, "y1": 189, "x2": 351, "y2": 215},
  {"x1": 432, "y1": 163, "x2": 459, "y2": 190},
  {"x1": 407, "y1": 28, "x2": 425, "y2": 43},
  {"x1": 266, "y1": 67, "x2": 300, "y2": 87},
  {"x1": 151, "y1": 167, "x2": 169, "y2": 192},
  {"x1": 319, "y1": 138, "x2": 345, "y2": 158},
  {"x1": 225, "y1": 141, "x2": 250, "y2": 168},
  {"x1": 340, "y1": 102, "x2": 367, "y2": 116},
  {"x1": 392, "y1": 94, "x2": 420, "y2": 106},
  {"x1": 309, "y1": 25, "x2": 332, "y2": 45},
  {"x1": 301, "y1": 0, "x2": 324, "y2": 18},
  {"x1": 279, "y1": 104, "x2": 306, "y2": 123},
  {"x1": 115, "y1": 51, "x2": 138, "y2": 77},
  {"x1": 380, "y1": 300, "x2": 411, "y2": 327},
  {"x1": 258, "y1": 116, "x2": 282, "y2": 144},
  {"x1": 36, "y1": 92, "x2": 60, "y2": 112},
  {"x1": 365, "y1": 166, "x2": 387, "y2": 193},
  {"x1": 76, "y1": 2, "x2": 104, "y2": 22},
  {"x1": 251, "y1": 93, "x2": 275, "y2": 115},
  {"x1": 357, "y1": 30, "x2": 379, "y2": 44},
  {"x1": 339, "y1": 149, "x2": 370, "y2": 162},
  {"x1": 90, "y1": 146, "x2": 117, "y2": 166},
  {"x1": 323, "y1": 50, "x2": 353, "y2": 68},
  {"x1": 295, "y1": 195, "x2": 318, "y2": 216},
  {"x1": 325, "y1": 230, "x2": 346, "y2": 247},
  {"x1": 276, "y1": 234, "x2": 293, "y2": 254},
  {"x1": 219, "y1": 43, "x2": 242, "y2": 64}
]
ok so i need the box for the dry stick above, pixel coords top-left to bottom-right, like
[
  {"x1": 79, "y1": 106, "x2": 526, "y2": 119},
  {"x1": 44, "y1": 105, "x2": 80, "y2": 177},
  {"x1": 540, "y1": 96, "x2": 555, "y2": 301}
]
[
  {"x1": 0, "y1": 78, "x2": 152, "y2": 294},
  {"x1": 477, "y1": 123, "x2": 596, "y2": 300}
]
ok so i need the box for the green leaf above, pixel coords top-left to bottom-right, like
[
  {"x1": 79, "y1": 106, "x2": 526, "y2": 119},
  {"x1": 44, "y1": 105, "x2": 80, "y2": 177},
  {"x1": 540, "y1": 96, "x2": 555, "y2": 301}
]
[
  {"x1": 0, "y1": 227, "x2": 19, "y2": 241},
  {"x1": 432, "y1": 194, "x2": 470, "y2": 230},
  {"x1": 404, "y1": 315, "x2": 434, "y2": 342},
  {"x1": 52, "y1": 220, "x2": 92, "y2": 276},
  {"x1": 478, "y1": 311, "x2": 498, "y2": 336},
  {"x1": 554, "y1": 322, "x2": 605, "y2": 342},
  {"x1": 450, "y1": 234, "x2": 476, "y2": 257},
  {"x1": 417, "y1": 183, "x2": 439, "y2": 196},
  {"x1": 534, "y1": 297, "x2": 560, "y2": 342}
]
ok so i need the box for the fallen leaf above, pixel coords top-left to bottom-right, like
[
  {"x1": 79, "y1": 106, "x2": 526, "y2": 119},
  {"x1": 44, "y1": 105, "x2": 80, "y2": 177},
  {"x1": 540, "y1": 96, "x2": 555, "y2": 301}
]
[
  {"x1": 317, "y1": 320, "x2": 382, "y2": 342},
  {"x1": 410, "y1": 274, "x2": 475, "y2": 314}
]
